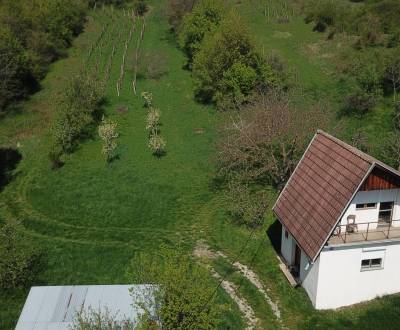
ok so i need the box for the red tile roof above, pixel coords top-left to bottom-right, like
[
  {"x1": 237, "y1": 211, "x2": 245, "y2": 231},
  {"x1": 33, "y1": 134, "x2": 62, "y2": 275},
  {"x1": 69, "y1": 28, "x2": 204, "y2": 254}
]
[{"x1": 272, "y1": 130, "x2": 400, "y2": 261}]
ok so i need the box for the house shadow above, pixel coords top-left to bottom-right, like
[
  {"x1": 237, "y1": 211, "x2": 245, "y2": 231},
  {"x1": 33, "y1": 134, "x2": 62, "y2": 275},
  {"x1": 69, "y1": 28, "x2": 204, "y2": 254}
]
[
  {"x1": 267, "y1": 219, "x2": 282, "y2": 255},
  {"x1": 0, "y1": 148, "x2": 22, "y2": 191}
]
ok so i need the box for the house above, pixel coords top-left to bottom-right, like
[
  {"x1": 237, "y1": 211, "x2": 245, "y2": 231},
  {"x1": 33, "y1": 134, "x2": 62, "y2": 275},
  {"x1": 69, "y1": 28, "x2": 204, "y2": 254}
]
[
  {"x1": 273, "y1": 130, "x2": 400, "y2": 310},
  {"x1": 16, "y1": 285, "x2": 157, "y2": 329}
]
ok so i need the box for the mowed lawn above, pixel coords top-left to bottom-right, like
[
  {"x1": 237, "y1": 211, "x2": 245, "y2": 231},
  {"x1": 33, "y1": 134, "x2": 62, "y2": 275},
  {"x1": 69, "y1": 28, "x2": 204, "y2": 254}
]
[{"x1": 1, "y1": 1, "x2": 400, "y2": 329}]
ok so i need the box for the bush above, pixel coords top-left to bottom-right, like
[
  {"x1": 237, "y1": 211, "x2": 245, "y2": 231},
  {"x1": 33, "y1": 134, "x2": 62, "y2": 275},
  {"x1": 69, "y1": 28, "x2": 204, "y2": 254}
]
[
  {"x1": 304, "y1": 0, "x2": 348, "y2": 33},
  {"x1": 343, "y1": 89, "x2": 376, "y2": 117},
  {"x1": 227, "y1": 183, "x2": 269, "y2": 228},
  {"x1": 133, "y1": 0, "x2": 148, "y2": 16},
  {"x1": 130, "y1": 246, "x2": 222, "y2": 329},
  {"x1": 146, "y1": 108, "x2": 161, "y2": 134},
  {"x1": 0, "y1": 220, "x2": 43, "y2": 289},
  {"x1": 394, "y1": 101, "x2": 400, "y2": 129},
  {"x1": 178, "y1": 0, "x2": 224, "y2": 65},
  {"x1": 192, "y1": 13, "x2": 276, "y2": 110}
]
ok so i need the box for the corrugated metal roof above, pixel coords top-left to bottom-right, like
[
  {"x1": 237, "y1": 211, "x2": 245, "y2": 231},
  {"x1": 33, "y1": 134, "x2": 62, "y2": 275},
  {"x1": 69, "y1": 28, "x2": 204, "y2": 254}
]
[{"x1": 16, "y1": 285, "x2": 157, "y2": 330}]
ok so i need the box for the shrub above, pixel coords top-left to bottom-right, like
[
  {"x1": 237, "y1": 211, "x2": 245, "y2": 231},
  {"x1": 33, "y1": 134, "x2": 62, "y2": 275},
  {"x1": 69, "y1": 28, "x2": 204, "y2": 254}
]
[
  {"x1": 98, "y1": 117, "x2": 119, "y2": 163},
  {"x1": 148, "y1": 134, "x2": 166, "y2": 157},
  {"x1": 130, "y1": 246, "x2": 222, "y2": 329},
  {"x1": 178, "y1": 0, "x2": 224, "y2": 65},
  {"x1": 141, "y1": 91, "x2": 153, "y2": 108},
  {"x1": 192, "y1": 12, "x2": 276, "y2": 110},
  {"x1": 227, "y1": 183, "x2": 269, "y2": 228},
  {"x1": 138, "y1": 52, "x2": 168, "y2": 80},
  {"x1": 304, "y1": 0, "x2": 347, "y2": 33},
  {"x1": 394, "y1": 101, "x2": 400, "y2": 130},
  {"x1": 343, "y1": 89, "x2": 376, "y2": 117},
  {"x1": 0, "y1": 219, "x2": 43, "y2": 289},
  {"x1": 70, "y1": 307, "x2": 135, "y2": 330},
  {"x1": 133, "y1": 0, "x2": 148, "y2": 16}
]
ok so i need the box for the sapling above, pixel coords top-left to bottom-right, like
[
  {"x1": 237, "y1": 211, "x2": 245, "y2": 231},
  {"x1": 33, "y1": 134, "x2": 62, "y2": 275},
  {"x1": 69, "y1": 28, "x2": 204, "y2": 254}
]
[
  {"x1": 141, "y1": 91, "x2": 153, "y2": 107},
  {"x1": 148, "y1": 134, "x2": 166, "y2": 157},
  {"x1": 98, "y1": 116, "x2": 119, "y2": 163}
]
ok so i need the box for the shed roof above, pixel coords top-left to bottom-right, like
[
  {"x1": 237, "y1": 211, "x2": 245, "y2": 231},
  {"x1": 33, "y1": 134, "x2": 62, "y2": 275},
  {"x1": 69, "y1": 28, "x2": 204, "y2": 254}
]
[
  {"x1": 16, "y1": 285, "x2": 157, "y2": 330},
  {"x1": 273, "y1": 130, "x2": 400, "y2": 261}
]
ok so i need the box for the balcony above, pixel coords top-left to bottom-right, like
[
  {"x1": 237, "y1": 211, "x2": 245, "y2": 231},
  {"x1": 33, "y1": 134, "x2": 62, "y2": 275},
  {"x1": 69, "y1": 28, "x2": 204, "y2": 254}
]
[{"x1": 328, "y1": 219, "x2": 400, "y2": 245}]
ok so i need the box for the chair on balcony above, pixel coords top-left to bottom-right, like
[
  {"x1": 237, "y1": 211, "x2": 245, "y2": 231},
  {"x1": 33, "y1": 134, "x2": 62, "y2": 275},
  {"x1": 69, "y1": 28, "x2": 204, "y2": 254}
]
[{"x1": 346, "y1": 215, "x2": 358, "y2": 233}]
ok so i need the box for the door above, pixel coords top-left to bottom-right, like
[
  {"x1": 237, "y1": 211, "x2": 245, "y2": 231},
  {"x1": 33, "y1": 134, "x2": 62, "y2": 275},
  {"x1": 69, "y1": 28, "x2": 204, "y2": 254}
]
[
  {"x1": 293, "y1": 244, "x2": 301, "y2": 277},
  {"x1": 378, "y1": 201, "x2": 394, "y2": 226}
]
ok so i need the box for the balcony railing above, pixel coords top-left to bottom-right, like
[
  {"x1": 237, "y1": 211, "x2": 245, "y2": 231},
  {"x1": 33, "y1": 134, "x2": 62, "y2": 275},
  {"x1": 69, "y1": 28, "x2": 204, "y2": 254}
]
[{"x1": 329, "y1": 219, "x2": 400, "y2": 244}]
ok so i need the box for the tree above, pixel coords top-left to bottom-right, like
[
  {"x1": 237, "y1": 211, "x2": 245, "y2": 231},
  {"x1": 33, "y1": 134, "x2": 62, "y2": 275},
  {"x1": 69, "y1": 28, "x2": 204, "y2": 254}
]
[
  {"x1": 380, "y1": 132, "x2": 400, "y2": 170},
  {"x1": 130, "y1": 246, "x2": 222, "y2": 330},
  {"x1": 178, "y1": 0, "x2": 224, "y2": 66},
  {"x1": 146, "y1": 108, "x2": 160, "y2": 135},
  {"x1": 0, "y1": 219, "x2": 43, "y2": 289},
  {"x1": 384, "y1": 47, "x2": 400, "y2": 101},
  {"x1": 217, "y1": 91, "x2": 328, "y2": 190},
  {"x1": 98, "y1": 117, "x2": 118, "y2": 163},
  {"x1": 0, "y1": 26, "x2": 31, "y2": 111},
  {"x1": 192, "y1": 12, "x2": 276, "y2": 110},
  {"x1": 148, "y1": 134, "x2": 166, "y2": 157},
  {"x1": 51, "y1": 71, "x2": 104, "y2": 154},
  {"x1": 133, "y1": 0, "x2": 148, "y2": 16}
]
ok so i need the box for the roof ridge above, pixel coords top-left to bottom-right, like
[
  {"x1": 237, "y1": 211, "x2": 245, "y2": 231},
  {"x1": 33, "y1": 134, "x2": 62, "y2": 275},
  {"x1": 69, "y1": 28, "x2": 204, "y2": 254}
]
[{"x1": 316, "y1": 129, "x2": 374, "y2": 164}]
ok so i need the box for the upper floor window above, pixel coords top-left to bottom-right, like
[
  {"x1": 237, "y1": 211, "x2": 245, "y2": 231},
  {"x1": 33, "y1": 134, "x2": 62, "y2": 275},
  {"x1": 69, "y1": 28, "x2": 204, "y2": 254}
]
[
  {"x1": 361, "y1": 258, "x2": 383, "y2": 271},
  {"x1": 356, "y1": 203, "x2": 377, "y2": 210}
]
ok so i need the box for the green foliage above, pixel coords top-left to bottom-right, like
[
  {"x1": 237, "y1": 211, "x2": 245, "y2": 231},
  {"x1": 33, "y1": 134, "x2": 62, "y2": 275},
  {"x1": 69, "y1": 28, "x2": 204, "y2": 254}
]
[
  {"x1": 133, "y1": 0, "x2": 148, "y2": 16},
  {"x1": 70, "y1": 307, "x2": 135, "y2": 330},
  {"x1": 192, "y1": 12, "x2": 275, "y2": 110},
  {"x1": 98, "y1": 117, "x2": 119, "y2": 163},
  {"x1": 0, "y1": 27, "x2": 31, "y2": 111},
  {"x1": 343, "y1": 88, "x2": 376, "y2": 117},
  {"x1": 0, "y1": 0, "x2": 87, "y2": 112},
  {"x1": 52, "y1": 71, "x2": 104, "y2": 155},
  {"x1": 0, "y1": 220, "x2": 43, "y2": 290},
  {"x1": 227, "y1": 183, "x2": 269, "y2": 228},
  {"x1": 146, "y1": 108, "x2": 161, "y2": 134},
  {"x1": 131, "y1": 246, "x2": 223, "y2": 330},
  {"x1": 178, "y1": 0, "x2": 224, "y2": 65}
]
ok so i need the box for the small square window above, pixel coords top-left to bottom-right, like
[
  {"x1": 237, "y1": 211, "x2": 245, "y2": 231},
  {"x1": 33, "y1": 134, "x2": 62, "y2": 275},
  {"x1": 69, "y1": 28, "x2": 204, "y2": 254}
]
[
  {"x1": 361, "y1": 258, "x2": 383, "y2": 270},
  {"x1": 371, "y1": 258, "x2": 382, "y2": 268}
]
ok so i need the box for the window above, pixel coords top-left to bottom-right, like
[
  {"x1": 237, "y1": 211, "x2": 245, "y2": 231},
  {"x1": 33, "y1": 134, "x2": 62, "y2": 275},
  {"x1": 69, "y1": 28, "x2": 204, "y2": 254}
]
[
  {"x1": 361, "y1": 258, "x2": 383, "y2": 270},
  {"x1": 285, "y1": 230, "x2": 289, "y2": 239},
  {"x1": 356, "y1": 203, "x2": 377, "y2": 210}
]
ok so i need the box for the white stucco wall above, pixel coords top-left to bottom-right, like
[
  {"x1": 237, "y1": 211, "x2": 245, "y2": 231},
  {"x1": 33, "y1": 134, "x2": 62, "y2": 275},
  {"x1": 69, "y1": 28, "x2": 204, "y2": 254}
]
[
  {"x1": 310, "y1": 242, "x2": 400, "y2": 309},
  {"x1": 299, "y1": 250, "x2": 319, "y2": 307},
  {"x1": 281, "y1": 225, "x2": 294, "y2": 265},
  {"x1": 339, "y1": 189, "x2": 400, "y2": 230}
]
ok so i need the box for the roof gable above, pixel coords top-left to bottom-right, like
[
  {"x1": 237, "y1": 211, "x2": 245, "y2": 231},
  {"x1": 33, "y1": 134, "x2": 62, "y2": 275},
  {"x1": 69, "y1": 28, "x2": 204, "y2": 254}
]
[{"x1": 273, "y1": 130, "x2": 377, "y2": 261}]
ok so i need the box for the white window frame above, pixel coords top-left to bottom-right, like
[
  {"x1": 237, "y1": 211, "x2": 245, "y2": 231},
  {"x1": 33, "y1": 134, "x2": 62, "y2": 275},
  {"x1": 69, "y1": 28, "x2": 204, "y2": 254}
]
[{"x1": 356, "y1": 203, "x2": 377, "y2": 210}]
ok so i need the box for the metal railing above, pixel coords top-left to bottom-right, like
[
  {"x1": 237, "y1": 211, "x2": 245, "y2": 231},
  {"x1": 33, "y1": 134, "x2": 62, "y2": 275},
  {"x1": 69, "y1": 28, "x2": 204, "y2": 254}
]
[{"x1": 331, "y1": 219, "x2": 400, "y2": 243}]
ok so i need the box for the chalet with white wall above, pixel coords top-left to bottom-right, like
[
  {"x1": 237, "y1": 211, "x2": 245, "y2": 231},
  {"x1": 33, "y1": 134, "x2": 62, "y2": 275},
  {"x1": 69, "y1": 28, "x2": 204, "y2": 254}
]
[{"x1": 273, "y1": 130, "x2": 400, "y2": 309}]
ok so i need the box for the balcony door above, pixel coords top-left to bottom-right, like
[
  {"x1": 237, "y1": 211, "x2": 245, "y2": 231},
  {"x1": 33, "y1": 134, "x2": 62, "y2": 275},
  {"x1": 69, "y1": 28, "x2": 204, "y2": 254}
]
[{"x1": 378, "y1": 202, "x2": 394, "y2": 226}]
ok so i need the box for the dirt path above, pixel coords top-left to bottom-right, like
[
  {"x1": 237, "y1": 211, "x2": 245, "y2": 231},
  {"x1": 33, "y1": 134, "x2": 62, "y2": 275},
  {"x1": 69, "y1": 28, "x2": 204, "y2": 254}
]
[
  {"x1": 210, "y1": 268, "x2": 259, "y2": 330},
  {"x1": 194, "y1": 241, "x2": 282, "y2": 326}
]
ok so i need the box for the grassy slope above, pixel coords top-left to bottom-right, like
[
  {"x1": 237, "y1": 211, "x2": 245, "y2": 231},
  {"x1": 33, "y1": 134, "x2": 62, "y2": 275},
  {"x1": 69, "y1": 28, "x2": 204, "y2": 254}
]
[
  {"x1": 1, "y1": 1, "x2": 400, "y2": 329},
  {"x1": 0, "y1": 2, "x2": 242, "y2": 328}
]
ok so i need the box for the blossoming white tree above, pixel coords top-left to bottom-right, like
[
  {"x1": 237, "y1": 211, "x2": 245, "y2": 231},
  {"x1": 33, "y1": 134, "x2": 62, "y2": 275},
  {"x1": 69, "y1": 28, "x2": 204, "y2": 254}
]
[{"x1": 98, "y1": 116, "x2": 119, "y2": 163}]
